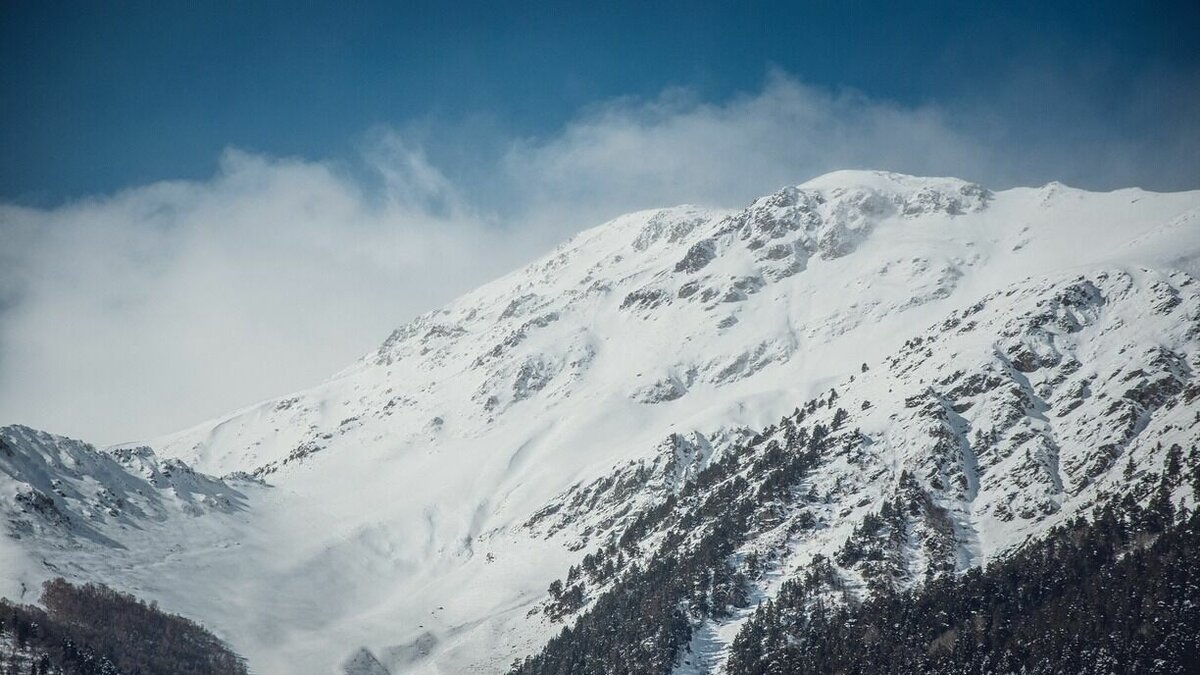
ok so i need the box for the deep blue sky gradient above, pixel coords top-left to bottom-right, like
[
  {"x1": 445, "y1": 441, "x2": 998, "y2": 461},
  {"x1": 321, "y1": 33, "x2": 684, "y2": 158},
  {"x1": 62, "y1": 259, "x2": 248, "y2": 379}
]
[{"x1": 2, "y1": 1, "x2": 1198, "y2": 202}]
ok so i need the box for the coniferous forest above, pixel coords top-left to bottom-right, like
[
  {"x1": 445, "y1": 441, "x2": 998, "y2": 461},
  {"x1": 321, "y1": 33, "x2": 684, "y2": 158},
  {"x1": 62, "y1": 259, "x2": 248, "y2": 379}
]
[
  {"x1": 510, "y1": 410, "x2": 831, "y2": 675},
  {"x1": 510, "y1": 394, "x2": 1200, "y2": 675},
  {"x1": 725, "y1": 500, "x2": 1200, "y2": 674},
  {"x1": 0, "y1": 579, "x2": 246, "y2": 675}
]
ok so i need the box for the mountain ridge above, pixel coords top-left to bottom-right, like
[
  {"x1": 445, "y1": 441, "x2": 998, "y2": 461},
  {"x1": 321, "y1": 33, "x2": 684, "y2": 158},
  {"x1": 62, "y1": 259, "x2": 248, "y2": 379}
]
[
  {"x1": 2, "y1": 171, "x2": 1199, "y2": 674},
  {"x1": 137, "y1": 172, "x2": 1192, "y2": 477}
]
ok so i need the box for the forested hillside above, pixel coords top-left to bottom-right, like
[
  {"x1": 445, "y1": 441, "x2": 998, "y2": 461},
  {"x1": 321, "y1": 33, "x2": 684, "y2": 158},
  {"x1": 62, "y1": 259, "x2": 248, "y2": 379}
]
[
  {"x1": 514, "y1": 459, "x2": 1200, "y2": 674},
  {"x1": 726, "y1": 491, "x2": 1200, "y2": 674},
  {"x1": 0, "y1": 579, "x2": 246, "y2": 675}
]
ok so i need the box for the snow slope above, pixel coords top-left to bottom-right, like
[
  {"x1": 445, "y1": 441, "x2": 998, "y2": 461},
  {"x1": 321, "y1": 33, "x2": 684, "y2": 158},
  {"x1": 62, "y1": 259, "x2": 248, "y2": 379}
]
[{"x1": 2, "y1": 171, "x2": 1198, "y2": 674}]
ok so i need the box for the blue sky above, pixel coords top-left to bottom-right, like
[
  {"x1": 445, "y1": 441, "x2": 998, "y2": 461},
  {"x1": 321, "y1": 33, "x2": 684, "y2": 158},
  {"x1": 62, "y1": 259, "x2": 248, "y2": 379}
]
[
  {"x1": 1, "y1": 2, "x2": 1198, "y2": 443},
  {"x1": 3, "y1": 1, "x2": 1198, "y2": 202}
]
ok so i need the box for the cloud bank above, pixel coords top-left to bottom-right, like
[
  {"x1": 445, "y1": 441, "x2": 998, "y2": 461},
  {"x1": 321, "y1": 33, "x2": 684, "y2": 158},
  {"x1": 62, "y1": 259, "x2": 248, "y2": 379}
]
[{"x1": 2, "y1": 74, "x2": 1197, "y2": 444}]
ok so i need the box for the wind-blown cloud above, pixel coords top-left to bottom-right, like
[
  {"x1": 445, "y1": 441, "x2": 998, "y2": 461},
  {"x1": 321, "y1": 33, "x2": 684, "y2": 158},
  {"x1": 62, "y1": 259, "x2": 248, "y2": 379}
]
[
  {"x1": 1, "y1": 72, "x2": 1196, "y2": 444},
  {"x1": 0, "y1": 149, "x2": 548, "y2": 443},
  {"x1": 502, "y1": 74, "x2": 988, "y2": 222}
]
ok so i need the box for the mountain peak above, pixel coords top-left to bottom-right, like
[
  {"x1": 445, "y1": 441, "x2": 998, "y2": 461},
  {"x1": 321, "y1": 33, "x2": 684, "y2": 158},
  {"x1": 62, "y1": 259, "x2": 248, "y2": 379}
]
[
  {"x1": 6, "y1": 176, "x2": 1196, "y2": 674},
  {"x1": 799, "y1": 168, "x2": 984, "y2": 192}
]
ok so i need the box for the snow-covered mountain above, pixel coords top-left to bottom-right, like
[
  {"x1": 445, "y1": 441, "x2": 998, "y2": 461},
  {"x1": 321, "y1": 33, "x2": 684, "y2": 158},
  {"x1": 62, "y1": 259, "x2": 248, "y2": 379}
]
[{"x1": 2, "y1": 171, "x2": 1198, "y2": 674}]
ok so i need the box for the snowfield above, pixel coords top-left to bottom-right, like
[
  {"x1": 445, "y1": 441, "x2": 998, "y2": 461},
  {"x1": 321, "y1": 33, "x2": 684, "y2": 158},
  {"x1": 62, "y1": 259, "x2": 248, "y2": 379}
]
[{"x1": 2, "y1": 171, "x2": 1199, "y2": 674}]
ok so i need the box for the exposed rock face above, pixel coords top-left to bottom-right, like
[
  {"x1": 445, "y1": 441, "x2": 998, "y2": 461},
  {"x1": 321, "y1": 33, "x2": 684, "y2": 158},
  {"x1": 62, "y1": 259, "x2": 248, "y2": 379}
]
[{"x1": 2, "y1": 425, "x2": 247, "y2": 541}]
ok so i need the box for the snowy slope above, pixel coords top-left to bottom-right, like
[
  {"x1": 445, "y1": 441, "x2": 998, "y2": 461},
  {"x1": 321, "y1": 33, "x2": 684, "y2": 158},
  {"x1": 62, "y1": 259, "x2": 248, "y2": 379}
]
[
  {"x1": 2, "y1": 171, "x2": 1198, "y2": 674},
  {"x1": 530, "y1": 265, "x2": 1200, "y2": 673}
]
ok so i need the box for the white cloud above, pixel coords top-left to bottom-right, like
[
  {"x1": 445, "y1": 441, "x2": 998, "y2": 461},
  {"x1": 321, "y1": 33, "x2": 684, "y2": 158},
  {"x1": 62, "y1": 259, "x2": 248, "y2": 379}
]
[
  {"x1": 501, "y1": 74, "x2": 988, "y2": 221},
  {"x1": 1, "y1": 72, "x2": 1195, "y2": 444},
  {"x1": 0, "y1": 149, "x2": 554, "y2": 443}
]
